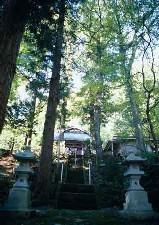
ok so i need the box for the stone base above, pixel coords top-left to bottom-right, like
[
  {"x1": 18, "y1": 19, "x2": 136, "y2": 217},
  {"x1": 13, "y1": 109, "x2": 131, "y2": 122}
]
[
  {"x1": 120, "y1": 189, "x2": 158, "y2": 219},
  {"x1": 124, "y1": 190, "x2": 152, "y2": 211},
  {"x1": 4, "y1": 187, "x2": 31, "y2": 211},
  {"x1": 119, "y1": 209, "x2": 158, "y2": 220}
]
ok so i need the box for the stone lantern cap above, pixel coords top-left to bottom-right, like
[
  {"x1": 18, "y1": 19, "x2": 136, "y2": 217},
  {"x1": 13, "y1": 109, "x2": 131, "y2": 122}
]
[
  {"x1": 14, "y1": 164, "x2": 33, "y2": 174},
  {"x1": 13, "y1": 146, "x2": 35, "y2": 162},
  {"x1": 124, "y1": 153, "x2": 145, "y2": 177},
  {"x1": 124, "y1": 167, "x2": 144, "y2": 176},
  {"x1": 124, "y1": 153, "x2": 146, "y2": 165}
]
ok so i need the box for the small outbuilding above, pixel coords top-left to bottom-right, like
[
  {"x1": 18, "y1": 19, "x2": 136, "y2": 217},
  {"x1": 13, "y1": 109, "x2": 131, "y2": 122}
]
[{"x1": 105, "y1": 136, "x2": 153, "y2": 157}]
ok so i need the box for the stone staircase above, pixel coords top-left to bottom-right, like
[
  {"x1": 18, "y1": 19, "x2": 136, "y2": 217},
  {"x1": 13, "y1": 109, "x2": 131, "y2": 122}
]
[
  {"x1": 67, "y1": 167, "x2": 84, "y2": 184},
  {"x1": 56, "y1": 183, "x2": 97, "y2": 210},
  {"x1": 56, "y1": 155, "x2": 97, "y2": 210}
]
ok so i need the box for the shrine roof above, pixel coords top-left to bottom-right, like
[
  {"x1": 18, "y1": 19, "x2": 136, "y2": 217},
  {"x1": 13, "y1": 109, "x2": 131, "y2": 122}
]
[{"x1": 54, "y1": 127, "x2": 90, "y2": 142}]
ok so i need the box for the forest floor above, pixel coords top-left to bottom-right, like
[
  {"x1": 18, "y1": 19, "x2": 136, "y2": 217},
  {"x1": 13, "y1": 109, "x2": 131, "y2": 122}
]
[{"x1": 0, "y1": 209, "x2": 159, "y2": 225}]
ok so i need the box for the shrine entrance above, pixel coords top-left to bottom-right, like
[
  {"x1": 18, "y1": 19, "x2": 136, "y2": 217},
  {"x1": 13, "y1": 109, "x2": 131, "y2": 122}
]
[
  {"x1": 54, "y1": 127, "x2": 90, "y2": 168},
  {"x1": 54, "y1": 128, "x2": 97, "y2": 210}
]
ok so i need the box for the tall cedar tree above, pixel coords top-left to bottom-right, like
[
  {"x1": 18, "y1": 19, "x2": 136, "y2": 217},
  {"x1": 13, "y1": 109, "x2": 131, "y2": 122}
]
[
  {"x1": 0, "y1": 0, "x2": 31, "y2": 133},
  {"x1": 37, "y1": 0, "x2": 65, "y2": 201},
  {"x1": 0, "y1": 0, "x2": 57, "y2": 133}
]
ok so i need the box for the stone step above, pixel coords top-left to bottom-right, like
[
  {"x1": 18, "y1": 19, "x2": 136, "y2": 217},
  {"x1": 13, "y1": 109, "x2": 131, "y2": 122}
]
[
  {"x1": 59, "y1": 192, "x2": 96, "y2": 203},
  {"x1": 66, "y1": 168, "x2": 84, "y2": 184},
  {"x1": 57, "y1": 192, "x2": 97, "y2": 210},
  {"x1": 57, "y1": 201, "x2": 97, "y2": 210},
  {"x1": 56, "y1": 155, "x2": 97, "y2": 209},
  {"x1": 56, "y1": 183, "x2": 97, "y2": 210},
  {"x1": 60, "y1": 183, "x2": 95, "y2": 193}
]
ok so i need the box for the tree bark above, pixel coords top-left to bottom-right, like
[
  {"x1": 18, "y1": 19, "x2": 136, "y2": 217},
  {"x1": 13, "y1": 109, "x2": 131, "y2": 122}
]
[
  {"x1": 37, "y1": 0, "x2": 65, "y2": 201},
  {"x1": 125, "y1": 71, "x2": 146, "y2": 151},
  {"x1": 91, "y1": 42, "x2": 104, "y2": 162},
  {"x1": 146, "y1": 93, "x2": 158, "y2": 152},
  {"x1": 119, "y1": 45, "x2": 146, "y2": 152},
  {"x1": 114, "y1": 3, "x2": 146, "y2": 152},
  {"x1": 26, "y1": 94, "x2": 37, "y2": 146},
  {"x1": 60, "y1": 97, "x2": 67, "y2": 130},
  {"x1": 93, "y1": 104, "x2": 103, "y2": 161},
  {"x1": 89, "y1": 104, "x2": 95, "y2": 151},
  {"x1": 9, "y1": 137, "x2": 15, "y2": 154},
  {"x1": 0, "y1": 0, "x2": 30, "y2": 133},
  {"x1": 89, "y1": 102, "x2": 103, "y2": 163}
]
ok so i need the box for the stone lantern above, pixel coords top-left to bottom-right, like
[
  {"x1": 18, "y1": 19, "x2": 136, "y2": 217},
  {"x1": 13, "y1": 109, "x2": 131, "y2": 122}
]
[
  {"x1": 121, "y1": 152, "x2": 154, "y2": 219},
  {"x1": 3, "y1": 145, "x2": 35, "y2": 213}
]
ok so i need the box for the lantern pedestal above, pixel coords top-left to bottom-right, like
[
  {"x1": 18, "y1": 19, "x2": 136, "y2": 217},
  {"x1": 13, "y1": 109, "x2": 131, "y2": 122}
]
[
  {"x1": 4, "y1": 173, "x2": 32, "y2": 212},
  {"x1": 1, "y1": 146, "x2": 35, "y2": 214},
  {"x1": 120, "y1": 153, "x2": 156, "y2": 219}
]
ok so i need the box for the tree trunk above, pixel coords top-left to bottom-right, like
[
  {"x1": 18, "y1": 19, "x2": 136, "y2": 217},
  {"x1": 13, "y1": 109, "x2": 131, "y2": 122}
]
[
  {"x1": 146, "y1": 110, "x2": 158, "y2": 153},
  {"x1": 89, "y1": 104, "x2": 96, "y2": 152},
  {"x1": 93, "y1": 104, "x2": 103, "y2": 161},
  {"x1": 24, "y1": 134, "x2": 28, "y2": 146},
  {"x1": 60, "y1": 97, "x2": 67, "y2": 130},
  {"x1": 37, "y1": 0, "x2": 65, "y2": 201},
  {"x1": 146, "y1": 93, "x2": 158, "y2": 152},
  {"x1": 9, "y1": 137, "x2": 15, "y2": 154},
  {"x1": 125, "y1": 70, "x2": 146, "y2": 151},
  {"x1": 119, "y1": 44, "x2": 146, "y2": 152},
  {"x1": 89, "y1": 103, "x2": 103, "y2": 163},
  {"x1": 0, "y1": 0, "x2": 30, "y2": 133},
  {"x1": 94, "y1": 43, "x2": 104, "y2": 161},
  {"x1": 27, "y1": 94, "x2": 37, "y2": 146}
]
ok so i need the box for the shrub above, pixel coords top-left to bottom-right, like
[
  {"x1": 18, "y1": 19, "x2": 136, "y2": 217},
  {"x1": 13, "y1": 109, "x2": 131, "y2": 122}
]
[{"x1": 94, "y1": 157, "x2": 125, "y2": 209}]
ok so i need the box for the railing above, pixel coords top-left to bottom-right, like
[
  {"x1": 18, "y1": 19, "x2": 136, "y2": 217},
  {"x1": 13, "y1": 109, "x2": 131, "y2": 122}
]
[
  {"x1": 60, "y1": 162, "x2": 64, "y2": 183},
  {"x1": 88, "y1": 159, "x2": 92, "y2": 185}
]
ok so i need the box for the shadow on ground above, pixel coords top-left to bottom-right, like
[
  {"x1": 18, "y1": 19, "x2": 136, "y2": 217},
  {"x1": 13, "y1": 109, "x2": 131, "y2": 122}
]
[{"x1": 0, "y1": 209, "x2": 159, "y2": 225}]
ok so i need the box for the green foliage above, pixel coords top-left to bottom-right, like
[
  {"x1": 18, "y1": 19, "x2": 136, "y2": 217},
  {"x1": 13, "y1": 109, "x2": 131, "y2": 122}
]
[
  {"x1": 9, "y1": 73, "x2": 24, "y2": 103},
  {"x1": 139, "y1": 152, "x2": 159, "y2": 210},
  {"x1": 140, "y1": 151, "x2": 159, "y2": 163},
  {"x1": 1, "y1": 31, "x2": 50, "y2": 150},
  {"x1": 95, "y1": 157, "x2": 125, "y2": 209},
  {"x1": 1, "y1": 0, "x2": 159, "y2": 156},
  {"x1": 6, "y1": 101, "x2": 30, "y2": 130},
  {"x1": 70, "y1": 0, "x2": 159, "y2": 141}
]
